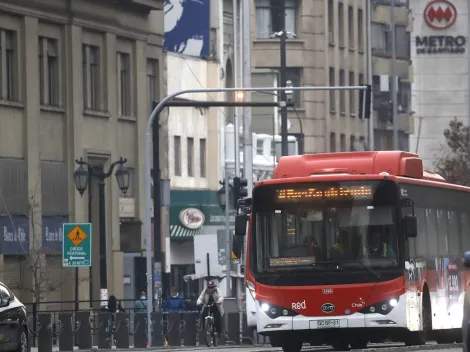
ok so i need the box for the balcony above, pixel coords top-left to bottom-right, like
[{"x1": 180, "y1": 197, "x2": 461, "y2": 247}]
[
  {"x1": 371, "y1": 0, "x2": 409, "y2": 8},
  {"x1": 112, "y1": 0, "x2": 163, "y2": 11}
]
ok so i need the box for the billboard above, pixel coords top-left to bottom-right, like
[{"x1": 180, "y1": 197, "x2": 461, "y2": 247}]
[
  {"x1": 194, "y1": 233, "x2": 226, "y2": 277},
  {"x1": 164, "y1": 0, "x2": 211, "y2": 57}
]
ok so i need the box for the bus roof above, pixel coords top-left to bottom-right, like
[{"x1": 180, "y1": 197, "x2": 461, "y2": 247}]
[{"x1": 273, "y1": 151, "x2": 446, "y2": 183}]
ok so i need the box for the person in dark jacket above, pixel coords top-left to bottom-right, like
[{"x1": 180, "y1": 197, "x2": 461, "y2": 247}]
[{"x1": 164, "y1": 287, "x2": 184, "y2": 312}]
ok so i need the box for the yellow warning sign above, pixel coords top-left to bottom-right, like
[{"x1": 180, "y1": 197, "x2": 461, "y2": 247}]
[
  {"x1": 231, "y1": 251, "x2": 238, "y2": 260},
  {"x1": 67, "y1": 226, "x2": 87, "y2": 247}
]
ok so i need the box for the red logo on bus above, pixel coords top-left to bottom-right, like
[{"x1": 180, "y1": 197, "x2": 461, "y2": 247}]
[{"x1": 424, "y1": 0, "x2": 457, "y2": 30}]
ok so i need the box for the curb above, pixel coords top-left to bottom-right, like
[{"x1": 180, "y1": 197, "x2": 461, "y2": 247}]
[{"x1": 358, "y1": 343, "x2": 463, "y2": 352}]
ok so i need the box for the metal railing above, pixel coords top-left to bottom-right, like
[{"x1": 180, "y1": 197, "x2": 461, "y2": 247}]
[{"x1": 23, "y1": 299, "x2": 267, "y2": 351}]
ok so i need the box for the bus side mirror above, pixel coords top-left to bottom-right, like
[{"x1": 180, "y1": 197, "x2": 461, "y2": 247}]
[
  {"x1": 403, "y1": 214, "x2": 417, "y2": 238},
  {"x1": 232, "y1": 235, "x2": 244, "y2": 261},
  {"x1": 464, "y1": 251, "x2": 470, "y2": 268},
  {"x1": 235, "y1": 214, "x2": 248, "y2": 237}
]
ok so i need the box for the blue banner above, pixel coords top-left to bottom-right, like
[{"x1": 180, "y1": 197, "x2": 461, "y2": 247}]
[
  {"x1": 164, "y1": 0, "x2": 210, "y2": 57},
  {"x1": 42, "y1": 216, "x2": 68, "y2": 253},
  {"x1": 0, "y1": 216, "x2": 29, "y2": 254}
]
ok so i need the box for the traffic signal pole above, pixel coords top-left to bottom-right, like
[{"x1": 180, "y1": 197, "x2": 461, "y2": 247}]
[{"x1": 145, "y1": 84, "x2": 371, "y2": 346}]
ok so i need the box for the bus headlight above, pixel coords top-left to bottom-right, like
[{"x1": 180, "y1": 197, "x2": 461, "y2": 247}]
[
  {"x1": 247, "y1": 280, "x2": 256, "y2": 300},
  {"x1": 359, "y1": 297, "x2": 400, "y2": 315},
  {"x1": 259, "y1": 302, "x2": 298, "y2": 319}
]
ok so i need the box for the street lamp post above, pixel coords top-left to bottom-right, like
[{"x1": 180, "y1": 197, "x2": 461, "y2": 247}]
[
  {"x1": 270, "y1": 26, "x2": 296, "y2": 157},
  {"x1": 74, "y1": 157, "x2": 130, "y2": 306}
]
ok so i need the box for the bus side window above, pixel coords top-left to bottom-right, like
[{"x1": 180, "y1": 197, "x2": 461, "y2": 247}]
[
  {"x1": 437, "y1": 209, "x2": 449, "y2": 257},
  {"x1": 460, "y1": 211, "x2": 470, "y2": 252},
  {"x1": 447, "y1": 210, "x2": 460, "y2": 257},
  {"x1": 415, "y1": 207, "x2": 427, "y2": 257},
  {"x1": 425, "y1": 208, "x2": 438, "y2": 256}
]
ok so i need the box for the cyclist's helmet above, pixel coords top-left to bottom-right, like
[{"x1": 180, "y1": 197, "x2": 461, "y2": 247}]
[{"x1": 207, "y1": 281, "x2": 216, "y2": 289}]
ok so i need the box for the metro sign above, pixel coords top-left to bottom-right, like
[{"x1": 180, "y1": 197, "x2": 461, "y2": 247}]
[{"x1": 424, "y1": 0, "x2": 457, "y2": 30}]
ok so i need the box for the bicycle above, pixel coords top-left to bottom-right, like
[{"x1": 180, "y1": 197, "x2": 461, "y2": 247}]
[{"x1": 201, "y1": 303, "x2": 219, "y2": 347}]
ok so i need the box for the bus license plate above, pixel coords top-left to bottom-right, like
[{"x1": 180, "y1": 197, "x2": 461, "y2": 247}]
[{"x1": 317, "y1": 319, "x2": 340, "y2": 328}]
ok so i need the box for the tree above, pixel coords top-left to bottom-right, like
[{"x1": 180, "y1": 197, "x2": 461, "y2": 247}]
[{"x1": 434, "y1": 117, "x2": 470, "y2": 186}]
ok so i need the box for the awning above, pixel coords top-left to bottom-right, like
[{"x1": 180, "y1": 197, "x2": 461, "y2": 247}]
[{"x1": 170, "y1": 225, "x2": 203, "y2": 239}]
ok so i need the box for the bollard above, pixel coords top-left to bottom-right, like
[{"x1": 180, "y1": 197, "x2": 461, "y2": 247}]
[
  {"x1": 97, "y1": 311, "x2": 112, "y2": 349},
  {"x1": 58, "y1": 313, "x2": 74, "y2": 352},
  {"x1": 182, "y1": 312, "x2": 197, "y2": 346},
  {"x1": 241, "y1": 313, "x2": 254, "y2": 344},
  {"x1": 114, "y1": 312, "x2": 130, "y2": 349},
  {"x1": 37, "y1": 313, "x2": 52, "y2": 352},
  {"x1": 166, "y1": 313, "x2": 181, "y2": 346},
  {"x1": 75, "y1": 311, "x2": 91, "y2": 349},
  {"x1": 227, "y1": 312, "x2": 240, "y2": 345},
  {"x1": 133, "y1": 313, "x2": 147, "y2": 348},
  {"x1": 150, "y1": 312, "x2": 165, "y2": 347}
]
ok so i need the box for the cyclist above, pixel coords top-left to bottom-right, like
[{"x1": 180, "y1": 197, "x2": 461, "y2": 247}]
[{"x1": 197, "y1": 281, "x2": 224, "y2": 337}]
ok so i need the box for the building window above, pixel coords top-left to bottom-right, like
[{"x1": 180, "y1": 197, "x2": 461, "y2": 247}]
[
  {"x1": 284, "y1": 68, "x2": 301, "y2": 107},
  {"x1": 330, "y1": 132, "x2": 336, "y2": 152},
  {"x1": 371, "y1": 22, "x2": 387, "y2": 54},
  {"x1": 329, "y1": 67, "x2": 335, "y2": 112},
  {"x1": 328, "y1": 0, "x2": 334, "y2": 44},
  {"x1": 339, "y1": 69, "x2": 345, "y2": 113},
  {"x1": 348, "y1": 6, "x2": 354, "y2": 48},
  {"x1": 358, "y1": 9, "x2": 364, "y2": 51},
  {"x1": 117, "y1": 52, "x2": 131, "y2": 116},
  {"x1": 187, "y1": 137, "x2": 194, "y2": 177},
  {"x1": 350, "y1": 135, "x2": 356, "y2": 151},
  {"x1": 147, "y1": 59, "x2": 159, "y2": 114},
  {"x1": 349, "y1": 71, "x2": 355, "y2": 114},
  {"x1": 255, "y1": 0, "x2": 297, "y2": 39},
  {"x1": 340, "y1": 134, "x2": 346, "y2": 151},
  {"x1": 398, "y1": 81, "x2": 411, "y2": 112},
  {"x1": 174, "y1": 136, "x2": 181, "y2": 176},
  {"x1": 82, "y1": 44, "x2": 100, "y2": 110},
  {"x1": 359, "y1": 136, "x2": 366, "y2": 150},
  {"x1": 338, "y1": 2, "x2": 344, "y2": 47},
  {"x1": 39, "y1": 37, "x2": 60, "y2": 107},
  {"x1": 395, "y1": 25, "x2": 410, "y2": 57},
  {"x1": 0, "y1": 29, "x2": 18, "y2": 101},
  {"x1": 359, "y1": 73, "x2": 364, "y2": 86},
  {"x1": 200, "y1": 138, "x2": 206, "y2": 178},
  {"x1": 256, "y1": 139, "x2": 264, "y2": 155}
]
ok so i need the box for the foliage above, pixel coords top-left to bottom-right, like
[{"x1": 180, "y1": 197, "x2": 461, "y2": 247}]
[{"x1": 434, "y1": 117, "x2": 470, "y2": 186}]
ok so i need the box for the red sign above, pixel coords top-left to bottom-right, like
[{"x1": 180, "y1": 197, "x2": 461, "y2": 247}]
[{"x1": 424, "y1": 0, "x2": 457, "y2": 30}]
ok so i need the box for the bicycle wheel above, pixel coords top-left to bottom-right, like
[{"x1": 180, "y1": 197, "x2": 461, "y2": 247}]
[
  {"x1": 212, "y1": 323, "x2": 218, "y2": 347},
  {"x1": 204, "y1": 318, "x2": 212, "y2": 347}
]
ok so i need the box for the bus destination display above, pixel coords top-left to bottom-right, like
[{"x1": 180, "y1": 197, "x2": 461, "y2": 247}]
[
  {"x1": 269, "y1": 257, "x2": 316, "y2": 267},
  {"x1": 276, "y1": 185, "x2": 373, "y2": 201}
]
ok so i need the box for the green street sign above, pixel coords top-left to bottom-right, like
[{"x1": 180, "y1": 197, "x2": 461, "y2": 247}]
[{"x1": 62, "y1": 223, "x2": 92, "y2": 267}]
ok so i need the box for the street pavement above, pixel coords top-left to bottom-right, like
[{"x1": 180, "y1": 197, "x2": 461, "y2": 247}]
[{"x1": 30, "y1": 342, "x2": 463, "y2": 352}]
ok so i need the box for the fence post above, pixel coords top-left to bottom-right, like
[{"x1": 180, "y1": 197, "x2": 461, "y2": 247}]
[
  {"x1": 75, "y1": 311, "x2": 91, "y2": 349},
  {"x1": 114, "y1": 312, "x2": 130, "y2": 349},
  {"x1": 151, "y1": 312, "x2": 165, "y2": 347},
  {"x1": 182, "y1": 312, "x2": 197, "y2": 346},
  {"x1": 97, "y1": 311, "x2": 112, "y2": 349},
  {"x1": 58, "y1": 313, "x2": 74, "y2": 352},
  {"x1": 37, "y1": 313, "x2": 52, "y2": 352}
]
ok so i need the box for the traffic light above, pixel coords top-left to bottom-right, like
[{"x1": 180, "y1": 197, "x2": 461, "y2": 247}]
[{"x1": 233, "y1": 177, "x2": 248, "y2": 209}]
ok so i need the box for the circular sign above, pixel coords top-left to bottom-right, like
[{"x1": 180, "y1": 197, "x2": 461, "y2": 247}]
[
  {"x1": 179, "y1": 208, "x2": 205, "y2": 229},
  {"x1": 423, "y1": 0, "x2": 457, "y2": 30}
]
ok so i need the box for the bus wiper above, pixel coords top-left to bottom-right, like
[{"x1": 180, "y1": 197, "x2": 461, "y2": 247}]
[{"x1": 313, "y1": 260, "x2": 381, "y2": 281}]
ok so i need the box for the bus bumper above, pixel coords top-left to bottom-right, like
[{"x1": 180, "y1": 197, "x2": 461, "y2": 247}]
[{"x1": 256, "y1": 293, "x2": 407, "y2": 334}]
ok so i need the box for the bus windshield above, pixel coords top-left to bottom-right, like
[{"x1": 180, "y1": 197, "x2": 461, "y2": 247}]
[{"x1": 253, "y1": 179, "x2": 400, "y2": 272}]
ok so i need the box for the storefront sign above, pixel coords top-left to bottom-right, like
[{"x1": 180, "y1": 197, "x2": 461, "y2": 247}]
[
  {"x1": 42, "y1": 216, "x2": 68, "y2": 253},
  {"x1": 0, "y1": 216, "x2": 29, "y2": 254},
  {"x1": 417, "y1": 0, "x2": 465, "y2": 54},
  {"x1": 179, "y1": 208, "x2": 205, "y2": 229}
]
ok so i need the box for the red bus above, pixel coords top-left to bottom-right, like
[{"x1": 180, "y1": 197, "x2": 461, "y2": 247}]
[{"x1": 232, "y1": 151, "x2": 468, "y2": 352}]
